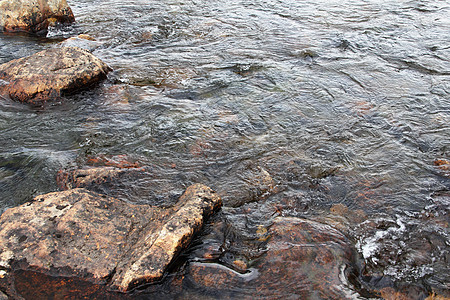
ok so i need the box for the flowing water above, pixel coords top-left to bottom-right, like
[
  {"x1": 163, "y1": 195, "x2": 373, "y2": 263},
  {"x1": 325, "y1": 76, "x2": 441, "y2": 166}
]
[{"x1": 0, "y1": 0, "x2": 449, "y2": 298}]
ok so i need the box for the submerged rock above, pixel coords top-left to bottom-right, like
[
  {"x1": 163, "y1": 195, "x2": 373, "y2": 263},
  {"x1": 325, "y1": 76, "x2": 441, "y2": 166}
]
[
  {"x1": 0, "y1": 184, "x2": 221, "y2": 297},
  {"x1": 185, "y1": 217, "x2": 360, "y2": 299},
  {"x1": 0, "y1": 47, "x2": 111, "y2": 104},
  {"x1": 0, "y1": 0, "x2": 75, "y2": 34},
  {"x1": 58, "y1": 34, "x2": 102, "y2": 52},
  {"x1": 56, "y1": 164, "x2": 185, "y2": 207}
]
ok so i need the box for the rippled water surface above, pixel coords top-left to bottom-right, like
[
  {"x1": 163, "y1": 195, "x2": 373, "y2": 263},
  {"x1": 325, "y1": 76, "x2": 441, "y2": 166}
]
[{"x1": 1, "y1": 0, "x2": 449, "y2": 298}]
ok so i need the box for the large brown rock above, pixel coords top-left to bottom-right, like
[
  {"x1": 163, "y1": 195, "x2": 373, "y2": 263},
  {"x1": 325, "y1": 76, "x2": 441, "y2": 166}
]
[
  {"x1": 0, "y1": 47, "x2": 111, "y2": 104},
  {"x1": 0, "y1": 0, "x2": 74, "y2": 34},
  {"x1": 0, "y1": 184, "x2": 222, "y2": 297},
  {"x1": 185, "y1": 217, "x2": 360, "y2": 299}
]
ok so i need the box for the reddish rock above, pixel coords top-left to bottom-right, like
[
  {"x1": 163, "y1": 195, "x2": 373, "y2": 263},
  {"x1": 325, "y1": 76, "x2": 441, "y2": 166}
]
[
  {"x1": 185, "y1": 217, "x2": 360, "y2": 299},
  {"x1": 0, "y1": 0, "x2": 75, "y2": 34},
  {"x1": 57, "y1": 166, "x2": 138, "y2": 190},
  {"x1": 434, "y1": 159, "x2": 450, "y2": 177},
  {"x1": 0, "y1": 47, "x2": 111, "y2": 104},
  {"x1": 0, "y1": 184, "x2": 222, "y2": 297}
]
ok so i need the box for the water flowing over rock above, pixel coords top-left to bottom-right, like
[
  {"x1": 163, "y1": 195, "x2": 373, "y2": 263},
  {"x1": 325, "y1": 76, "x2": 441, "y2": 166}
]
[
  {"x1": 57, "y1": 34, "x2": 102, "y2": 52},
  {"x1": 0, "y1": 0, "x2": 75, "y2": 34},
  {"x1": 185, "y1": 217, "x2": 360, "y2": 299},
  {"x1": 0, "y1": 47, "x2": 111, "y2": 104},
  {"x1": 0, "y1": 184, "x2": 222, "y2": 297}
]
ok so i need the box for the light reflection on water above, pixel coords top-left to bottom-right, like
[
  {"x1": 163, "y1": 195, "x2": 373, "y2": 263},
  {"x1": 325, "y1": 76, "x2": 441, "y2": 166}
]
[{"x1": 0, "y1": 0, "x2": 449, "y2": 297}]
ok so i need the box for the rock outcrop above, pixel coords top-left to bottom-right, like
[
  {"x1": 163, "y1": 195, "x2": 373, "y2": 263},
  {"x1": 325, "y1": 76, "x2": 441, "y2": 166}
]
[
  {"x1": 0, "y1": 0, "x2": 75, "y2": 34},
  {"x1": 0, "y1": 184, "x2": 222, "y2": 297},
  {"x1": 185, "y1": 217, "x2": 359, "y2": 299},
  {"x1": 0, "y1": 47, "x2": 111, "y2": 104}
]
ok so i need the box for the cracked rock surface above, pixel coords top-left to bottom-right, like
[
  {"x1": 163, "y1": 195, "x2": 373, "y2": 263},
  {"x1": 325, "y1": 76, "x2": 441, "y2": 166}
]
[
  {"x1": 0, "y1": 184, "x2": 221, "y2": 297},
  {"x1": 0, "y1": 47, "x2": 111, "y2": 104},
  {"x1": 0, "y1": 0, "x2": 75, "y2": 34}
]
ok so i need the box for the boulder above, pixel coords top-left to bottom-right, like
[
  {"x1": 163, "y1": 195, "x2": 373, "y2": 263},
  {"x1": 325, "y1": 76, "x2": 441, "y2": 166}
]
[
  {"x1": 0, "y1": 184, "x2": 222, "y2": 297},
  {"x1": 0, "y1": 0, "x2": 75, "y2": 34},
  {"x1": 185, "y1": 217, "x2": 360, "y2": 299},
  {"x1": 0, "y1": 47, "x2": 111, "y2": 104}
]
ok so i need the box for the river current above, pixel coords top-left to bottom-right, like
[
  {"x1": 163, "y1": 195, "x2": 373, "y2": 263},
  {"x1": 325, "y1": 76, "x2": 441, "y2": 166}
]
[{"x1": 0, "y1": 0, "x2": 449, "y2": 298}]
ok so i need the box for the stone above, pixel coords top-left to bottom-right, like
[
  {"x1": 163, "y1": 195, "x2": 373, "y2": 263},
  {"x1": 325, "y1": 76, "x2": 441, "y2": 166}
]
[
  {"x1": 57, "y1": 166, "x2": 138, "y2": 190},
  {"x1": 0, "y1": 47, "x2": 111, "y2": 104},
  {"x1": 184, "y1": 217, "x2": 360, "y2": 299},
  {"x1": 434, "y1": 159, "x2": 450, "y2": 177},
  {"x1": 56, "y1": 164, "x2": 185, "y2": 207},
  {"x1": 0, "y1": 184, "x2": 222, "y2": 297},
  {"x1": 218, "y1": 165, "x2": 278, "y2": 207},
  {"x1": 0, "y1": 0, "x2": 75, "y2": 34},
  {"x1": 58, "y1": 34, "x2": 102, "y2": 52}
]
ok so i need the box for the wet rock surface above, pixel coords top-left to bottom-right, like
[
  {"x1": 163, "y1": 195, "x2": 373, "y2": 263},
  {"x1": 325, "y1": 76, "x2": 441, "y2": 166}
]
[
  {"x1": 57, "y1": 34, "x2": 102, "y2": 52},
  {"x1": 0, "y1": 0, "x2": 75, "y2": 34},
  {"x1": 184, "y1": 216, "x2": 359, "y2": 299},
  {"x1": 0, "y1": 47, "x2": 111, "y2": 104},
  {"x1": 56, "y1": 164, "x2": 186, "y2": 207},
  {"x1": 0, "y1": 184, "x2": 222, "y2": 297}
]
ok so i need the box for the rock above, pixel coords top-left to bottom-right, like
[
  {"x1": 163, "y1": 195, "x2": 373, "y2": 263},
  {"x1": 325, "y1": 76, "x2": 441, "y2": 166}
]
[
  {"x1": 218, "y1": 165, "x2": 278, "y2": 207},
  {"x1": 0, "y1": 47, "x2": 111, "y2": 104},
  {"x1": 0, "y1": 184, "x2": 222, "y2": 297},
  {"x1": 56, "y1": 164, "x2": 185, "y2": 207},
  {"x1": 0, "y1": 0, "x2": 75, "y2": 35},
  {"x1": 58, "y1": 34, "x2": 102, "y2": 52},
  {"x1": 434, "y1": 159, "x2": 450, "y2": 177},
  {"x1": 57, "y1": 166, "x2": 138, "y2": 190},
  {"x1": 185, "y1": 217, "x2": 360, "y2": 299}
]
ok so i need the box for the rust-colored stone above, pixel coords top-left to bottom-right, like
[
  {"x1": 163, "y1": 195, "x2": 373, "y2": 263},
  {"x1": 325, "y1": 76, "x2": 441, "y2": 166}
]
[
  {"x1": 434, "y1": 159, "x2": 450, "y2": 177},
  {"x1": 0, "y1": 0, "x2": 75, "y2": 34},
  {"x1": 57, "y1": 166, "x2": 136, "y2": 190},
  {"x1": 185, "y1": 217, "x2": 359, "y2": 299},
  {"x1": 0, "y1": 47, "x2": 111, "y2": 104},
  {"x1": 0, "y1": 184, "x2": 221, "y2": 297}
]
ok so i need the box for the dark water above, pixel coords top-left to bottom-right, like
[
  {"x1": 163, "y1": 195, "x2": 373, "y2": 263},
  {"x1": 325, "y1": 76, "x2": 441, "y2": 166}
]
[{"x1": 1, "y1": 0, "x2": 449, "y2": 298}]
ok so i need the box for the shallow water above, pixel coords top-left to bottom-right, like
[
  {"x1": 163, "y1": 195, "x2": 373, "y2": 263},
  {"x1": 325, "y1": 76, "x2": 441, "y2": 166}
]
[{"x1": 1, "y1": 0, "x2": 449, "y2": 298}]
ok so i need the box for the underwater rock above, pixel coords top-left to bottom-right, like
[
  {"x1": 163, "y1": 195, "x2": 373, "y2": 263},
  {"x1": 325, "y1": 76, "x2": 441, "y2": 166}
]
[
  {"x1": 0, "y1": 0, "x2": 75, "y2": 35},
  {"x1": 57, "y1": 166, "x2": 141, "y2": 191},
  {"x1": 219, "y1": 165, "x2": 278, "y2": 207},
  {"x1": 185, "y1": 216, "x2": 359, "y2": 299},
  {"x1": 56, "y1": 163, "x2": 185, "y2": 207},
  {"x1": 57, "y1": 34, "x2": 102, "y2": 52},
  {"x1": 0, "y1": 47, "x2": 111, "y2": 104},
  {"x1": 0, "y1": 184, "x2": 222, "y2": 297}
]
